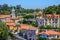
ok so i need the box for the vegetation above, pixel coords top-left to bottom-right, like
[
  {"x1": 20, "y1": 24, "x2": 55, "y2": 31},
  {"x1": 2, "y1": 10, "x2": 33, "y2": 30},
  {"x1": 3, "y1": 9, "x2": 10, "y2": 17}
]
[
  {"x1": 0, "y1": 20, "x2": 9, "y2": 40},
  {"x1": 39, "y1": 25, "x2": 52, "y2": 29},
  {"x1": 38, "y1": 37, "x2": 46, "y2": 40},
  {"x1": 18, "y1": 19, "x2": 38, "y2": 27},
  {"x1": 43, "y1": 5, "x2": 60, "y2": 14},
  {"x1": 0, "y1": 4, "x2": 41, "y2": 16},
  {"x1": 32, "y1": 22, "x2": 38, "y2": 27},
  {"x1": 23, "y1": 14, "x2": 34, "y2": 19},
  {"x1": 0, "y1": 4, "x2": 60, "y2": 16}
]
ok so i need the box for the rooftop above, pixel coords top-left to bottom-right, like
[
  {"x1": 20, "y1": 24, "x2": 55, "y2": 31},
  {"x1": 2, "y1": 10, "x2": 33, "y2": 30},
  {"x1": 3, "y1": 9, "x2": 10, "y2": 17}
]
[
  {"x1": 39, "y1": 30, "x2": 60, "y2": 35},
  {"x1": 20, "y1": 24, "x2": 37, "y2": 30},
  {"x1": 0, "y1": 15, "x2": 11, "y2": 18}
]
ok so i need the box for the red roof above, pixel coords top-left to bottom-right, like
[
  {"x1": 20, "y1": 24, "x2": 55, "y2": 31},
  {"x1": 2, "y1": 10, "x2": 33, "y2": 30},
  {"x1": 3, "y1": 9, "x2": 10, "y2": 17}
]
[
  {"x1": 6, "y1": 23, "x2": 15, "y2": 26},
  {"x1": 45, "y1": 14, "x2": 60, "y2": 19},
  {"x1": 0, "y1": 15, "x2": 11, "y2": 18},
  {"x1": 20, "y1": 24, "x2": 37, "y2": 30},
  {"x1": 39, "y1": 30, "x2": 60, "y2": 35}
]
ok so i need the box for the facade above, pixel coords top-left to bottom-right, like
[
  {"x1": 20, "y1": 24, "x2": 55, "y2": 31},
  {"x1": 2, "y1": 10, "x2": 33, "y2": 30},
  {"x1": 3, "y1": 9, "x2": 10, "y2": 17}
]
[
  {"x1": 26, "y1": 30, "x2": 36, "y2": 40},
  {"x1": 39, "y1": 30, "x2": 60, "y2": 39},
  {"x1": 0, "y1": 15, "x2": 11, "y2": 22},
  {"x1": 37, "y1": 14, "x2": 60, "y2": 28},
  {"x1": 36, "y1": 16, "x2": 44, "y2": 26},
  {"x1": 44, "y1": 14, "x2": 60, "y2": 28},
  {"x1": 18, "y1": 24, "x2": 38, "y2": 40}
]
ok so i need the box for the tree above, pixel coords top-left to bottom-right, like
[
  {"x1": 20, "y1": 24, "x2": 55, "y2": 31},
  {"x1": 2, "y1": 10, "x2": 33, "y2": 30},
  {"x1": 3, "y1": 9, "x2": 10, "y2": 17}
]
[
  {"x1": 35, "y1": 8, "x2": 41, "y2": 12},
  {"x1": 43, "y1": 5, "x2": 58, "y2": 14},
  {"x1": 16, "y1": 5, "x2": 21, "y2": 9},
  {"x1": 32, "y1": 22, "x2": 38, "y2": 27},
  {"x1": 23, "y1": 14, "x2": 34, "y2": 19},
  {"x1": 0, "y1": 20, "x2": 9, "y2": 40}
]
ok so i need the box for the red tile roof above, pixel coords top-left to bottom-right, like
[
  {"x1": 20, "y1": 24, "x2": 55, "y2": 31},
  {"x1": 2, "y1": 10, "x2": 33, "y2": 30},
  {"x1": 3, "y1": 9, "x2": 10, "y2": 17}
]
[
  {"x1": 45, "y1": 14, "x2": 60, "y2": 19},
  {"x1": 39, "y1": 30, "x2": 60, "y2": 35},
  {"x1": 17, "y1": 16, "x2": 23, "y2": 19},
  {"x1": 6, "y1": 23, "x2": 15, "y2": 26},
  {"x1": 11, "y1": 16, "x2": 23, "y2": 20},
  {"x1": 20, "y1": 24, "x2": 37, "y2": 30},
  {"x1": 0, "y1": 15, "x2": 11, "y2": 18}
]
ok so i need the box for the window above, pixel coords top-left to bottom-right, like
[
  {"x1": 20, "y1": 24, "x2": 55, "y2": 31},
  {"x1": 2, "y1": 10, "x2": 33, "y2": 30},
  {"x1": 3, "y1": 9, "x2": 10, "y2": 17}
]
[
  {"x1": 29, "y1": 38, "x2": 31, "y2": 40},
  {"x1": 33, "y1": 39, "x2": 34, "y2": 40},
  {"x1": 41, "y1": 34, "x2": 47, "y2": 38}
]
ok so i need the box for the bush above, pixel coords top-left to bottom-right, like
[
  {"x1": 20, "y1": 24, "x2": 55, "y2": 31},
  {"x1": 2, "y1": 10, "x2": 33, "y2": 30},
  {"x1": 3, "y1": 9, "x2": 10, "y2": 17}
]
[
  {"x1": 39, "y1": 25, "x2": 52, "y2": 29},
  {"x1": 38, "y1": 37, "x2": 46, "y2": 40},
  {"x1": 32, "y1": 22, "x2": 38, "y2": 27}
]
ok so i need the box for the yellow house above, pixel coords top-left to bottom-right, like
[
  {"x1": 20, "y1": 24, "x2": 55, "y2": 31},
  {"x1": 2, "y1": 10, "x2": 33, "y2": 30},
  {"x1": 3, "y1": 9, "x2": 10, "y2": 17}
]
[{"x1": 6, "y1": 20, "x2": 21, "y2": 33}]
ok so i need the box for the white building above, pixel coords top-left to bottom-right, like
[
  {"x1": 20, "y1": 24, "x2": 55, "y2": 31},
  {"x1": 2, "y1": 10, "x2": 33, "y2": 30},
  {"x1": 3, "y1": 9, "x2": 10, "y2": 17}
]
[{"x1": 37, "y1": 14, "x2": 60, "y2": 28}]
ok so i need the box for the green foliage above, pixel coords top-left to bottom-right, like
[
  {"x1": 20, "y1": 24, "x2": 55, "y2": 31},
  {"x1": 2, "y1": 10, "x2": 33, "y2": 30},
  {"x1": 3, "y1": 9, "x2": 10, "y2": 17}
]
[
  {"x1": 32, "y1": 22, "x2": 38, "y2": 27},
  {"x1": 39, "y1": 25, "x2": 52, "y2": 29},
  {"x1": 0, "y1": 4, "x2": 41, "y2": 16},
  {"x1": 18, "y1": 19, "x2": 38, "y2": 27},
  {"x1": 43, "y1": 5, "x2": 60, "y2": 14},
  {"x1": 38, "y1": 37, "x2": 46, "y2": 40},
  {"x1": 0, "y1": 4, "x2": 60, "y2": 15},
  {"x1": 0, "y1": 20, "x2": 9, "y2": 40},
  {"x1": 23, "y1": 14, "x2": 34, "y2": 19},
  {"x1": 39, "y1": 26, "x2": 46, "y2": 29},
  {"x1": 58, "y1": 26, "x2": 60, "y2": 31},
  {"x1": 18, "y1": 19, "x2": 27, "y2": 24}
]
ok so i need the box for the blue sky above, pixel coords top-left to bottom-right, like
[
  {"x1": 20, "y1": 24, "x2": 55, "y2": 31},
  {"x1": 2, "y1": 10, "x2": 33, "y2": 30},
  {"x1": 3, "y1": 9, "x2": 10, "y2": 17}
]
[{"x1": 0, "y1": 0, "x2": 60, "y2": 9}]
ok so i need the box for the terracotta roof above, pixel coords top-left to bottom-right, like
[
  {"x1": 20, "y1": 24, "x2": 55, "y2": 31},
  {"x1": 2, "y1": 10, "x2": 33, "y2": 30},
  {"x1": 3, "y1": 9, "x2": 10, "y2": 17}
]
[
  {"x1": 45, "y1": 14, "x2": 52, "y2": 18},
  {"x1": 20, "y1": 24, "x2": 37, "y2": 30},
  {"x1": 54, "y1": 14, "x2": 60, "y2": 18},
  {"x1": 35, "y1": 11, "x2": 43, "y2": 15},
  {"x1": 17, "y1": 16, "x2": 23, "y2": 19},
  {"x1": 39, "y1": 30, "x2": 60, "y2": 35},
  {"x1": 6, "y1": 23, "x2": 15, "y2": 26},
  {"x1": 11, "y1": 16, "x2": 22, "y2": 20},
  {"x1": 45, "y1": 14, "x2": 60, "y2": 19},
  {"x1": 38, "y1": 11, "x2": 43, "y2": 14},
  {"x1": 0, "y1": 15, "x2": 11, "y2": 18}
]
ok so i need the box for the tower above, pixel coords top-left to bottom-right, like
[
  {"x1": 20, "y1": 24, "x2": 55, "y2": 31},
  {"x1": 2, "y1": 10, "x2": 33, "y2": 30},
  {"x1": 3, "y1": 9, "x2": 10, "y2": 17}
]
[{"x1": 11, "y1": 7, "x2": 15, "y2": 18}]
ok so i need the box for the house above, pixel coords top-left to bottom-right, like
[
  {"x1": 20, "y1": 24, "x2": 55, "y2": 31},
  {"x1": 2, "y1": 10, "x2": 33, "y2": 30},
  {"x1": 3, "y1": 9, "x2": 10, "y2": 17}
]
[
  {"x1": 44, "y1": 14, "x2": 60, "y2": 28},
  {"x1": 20, "y1": 24, "x2": 38, "y2": 35},
  {"x1": 34, "y1": 10, "x2": 43, "y2": 16},
  {"x1": 6, "y1": 19, "x2": 21, "y2": 34},
  {"x1": 26, "y1": 30, "x2": 36, "y2": 40},
  {"x1": 36, "y1": 16, "x2": 44, "y2": 26},
  {"x1": 0, "y1": 15, "x2": 11, "y2": 22},
  {"x1": 0, "y1": 8, "x2": 23, "y2": 34},
  {"x1": 36, "y1": 14, "x2": 60, "y2": 28},
  {"x1": 18, "y1": 24, "x2": 38, "y2": 40},
  {"x1": 11, "y1": 16, "x2": 23, "y2": 23},
  {"x1": 38, "y1": 30, "x2": 60, "y2": 39}
]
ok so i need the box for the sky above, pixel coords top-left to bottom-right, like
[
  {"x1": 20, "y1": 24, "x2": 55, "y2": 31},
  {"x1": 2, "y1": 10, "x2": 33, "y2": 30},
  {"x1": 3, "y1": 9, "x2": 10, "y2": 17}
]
[{"x1": 0, "y1": 0, "x2": 60, "y2": 9}]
